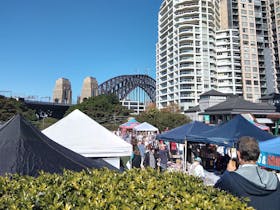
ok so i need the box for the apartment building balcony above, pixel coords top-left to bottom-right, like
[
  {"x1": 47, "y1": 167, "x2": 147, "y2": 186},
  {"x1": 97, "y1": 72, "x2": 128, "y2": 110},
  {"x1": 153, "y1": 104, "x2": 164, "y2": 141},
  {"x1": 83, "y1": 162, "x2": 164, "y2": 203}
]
[
  {"x1": 160, "y1": 70, "x2": 167, "y2": 76},
  {"x1": 218, "y1": 67, "x2": 233, "y2": 72},
  {"x1": 179, "y1": 43, "x2": 194, "y2": 48},
  {"x1": 179, "y1": 28, "x2": 193, "y2": 34},
  {"x1": 175, "y1": 10, "x2": 199, "y2": 18},
  {"x1": 216, "y1": 47, "x2": 231, "y2": 53},
  {"x1": 159, "y1": 89, "x2": 167, "y2": 95},
  {"x1": 179, "y1": 50, "x2": 194, "y2": 56},
  {"x1": 217, "y1": 59, "x2": 232, "y2": 64},
  {"x1": 180, "y1": 70, "x2": 194, "y2": 75},
  {"x1": 177, "y1": 16, "x2": 199, "y2": 23},
  {"x1": 180, "y1": 93, "x2": 196, "y2": 98},
  {"x1": 179, "y1": 57, "x2": 194, "y2": 62},
  {"x1": 180, "y1": 78, "x2": 195, "y2": 83},
  {"x1": 180, "y1": 87, "x2": 195, "y2": 91},
  {"x1": 218, "y1": 81, "x2": 233, "y2": 86}
]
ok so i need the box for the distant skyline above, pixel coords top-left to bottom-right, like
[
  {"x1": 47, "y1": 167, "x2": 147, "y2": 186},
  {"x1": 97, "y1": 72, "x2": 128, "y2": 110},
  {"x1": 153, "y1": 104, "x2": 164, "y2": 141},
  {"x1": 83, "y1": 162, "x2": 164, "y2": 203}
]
[{"x1": 0, "y1": 0, "x2": 162, "y2": 101}]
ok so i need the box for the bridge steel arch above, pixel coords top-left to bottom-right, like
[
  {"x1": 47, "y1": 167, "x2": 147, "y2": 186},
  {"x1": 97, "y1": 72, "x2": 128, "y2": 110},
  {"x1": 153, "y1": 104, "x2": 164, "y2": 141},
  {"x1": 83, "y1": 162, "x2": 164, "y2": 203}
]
[{"x1": 98, "y1": 74, "x2": 156, "y2": 102}]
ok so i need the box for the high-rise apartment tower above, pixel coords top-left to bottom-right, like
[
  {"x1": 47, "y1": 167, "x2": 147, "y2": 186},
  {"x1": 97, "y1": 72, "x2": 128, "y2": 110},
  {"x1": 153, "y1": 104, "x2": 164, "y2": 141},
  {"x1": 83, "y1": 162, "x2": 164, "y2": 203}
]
[
  {"x1": 220, "y1": 0, "x2": 278, "y2": 101},
  {"x1": 156, "y1": 0, "x2": 220, "y2": 111}
]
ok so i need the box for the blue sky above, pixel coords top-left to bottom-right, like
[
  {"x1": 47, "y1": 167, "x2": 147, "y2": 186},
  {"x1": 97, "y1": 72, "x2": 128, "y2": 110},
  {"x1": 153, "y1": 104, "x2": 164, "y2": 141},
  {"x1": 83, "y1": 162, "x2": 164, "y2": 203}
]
[{"x1": 0, "y1": 0, "x2": 162, "y2": 102}]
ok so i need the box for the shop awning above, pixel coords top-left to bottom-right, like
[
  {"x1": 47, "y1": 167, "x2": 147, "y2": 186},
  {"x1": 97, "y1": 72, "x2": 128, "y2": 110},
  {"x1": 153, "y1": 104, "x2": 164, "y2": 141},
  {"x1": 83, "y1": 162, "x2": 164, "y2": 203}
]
[{"x1": 255, "y1": 118, "x2": 274, "y2": 124}]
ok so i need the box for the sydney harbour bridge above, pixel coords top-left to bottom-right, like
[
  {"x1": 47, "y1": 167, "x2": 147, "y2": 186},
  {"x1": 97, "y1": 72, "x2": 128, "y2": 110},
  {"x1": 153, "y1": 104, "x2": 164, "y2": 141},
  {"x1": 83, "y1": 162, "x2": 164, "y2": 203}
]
[
  {"x1": 98, "y1": 74, "x2": 155, "y2": 103},
  {"x1": 15, "y1": 74, "x2": 156, "y2": 119}
]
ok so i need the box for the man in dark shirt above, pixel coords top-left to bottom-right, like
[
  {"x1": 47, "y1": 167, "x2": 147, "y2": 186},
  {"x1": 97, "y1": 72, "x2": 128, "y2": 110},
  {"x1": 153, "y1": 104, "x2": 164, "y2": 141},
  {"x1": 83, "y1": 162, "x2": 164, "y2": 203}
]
[
  {"x1": 158, "y1": 144, "x2": 169, "y2": 172},
  {"x1": 214, "y1": 136, "x2": 280, "y2": 210}
]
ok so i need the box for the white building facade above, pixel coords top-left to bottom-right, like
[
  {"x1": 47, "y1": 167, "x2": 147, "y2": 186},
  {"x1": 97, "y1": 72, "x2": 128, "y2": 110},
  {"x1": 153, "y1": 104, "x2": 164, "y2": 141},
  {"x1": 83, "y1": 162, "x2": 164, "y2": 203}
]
[
  {"x1": 156, "y1": 0, "x2": 220, "y2": 111},
  {"x1": 216, "y1": 29, "x2": 243, "y2": 95}
]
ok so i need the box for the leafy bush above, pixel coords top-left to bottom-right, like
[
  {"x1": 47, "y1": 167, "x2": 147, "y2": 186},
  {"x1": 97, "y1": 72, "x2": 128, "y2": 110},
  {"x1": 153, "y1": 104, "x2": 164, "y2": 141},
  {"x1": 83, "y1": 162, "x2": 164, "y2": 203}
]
[{"x1": 0, "y1": 168, "x2": 253, "y2": 209}]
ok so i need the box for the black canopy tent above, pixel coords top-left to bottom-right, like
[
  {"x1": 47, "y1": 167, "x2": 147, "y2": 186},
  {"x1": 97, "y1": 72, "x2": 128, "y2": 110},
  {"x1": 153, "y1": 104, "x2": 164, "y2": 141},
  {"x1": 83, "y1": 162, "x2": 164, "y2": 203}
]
[{"x1": 0, "y1": 114, "x2": 117, "y2": 176}]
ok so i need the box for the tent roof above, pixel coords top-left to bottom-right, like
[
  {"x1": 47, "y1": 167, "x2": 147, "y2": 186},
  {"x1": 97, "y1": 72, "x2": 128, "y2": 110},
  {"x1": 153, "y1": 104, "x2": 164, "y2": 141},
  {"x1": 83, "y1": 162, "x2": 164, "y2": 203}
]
[
  {"x1": 133, "y1": 122, "x2": 158, "y2": 132},
  {"x1": 258, "y1": 137, "x2": 280, "y2": 171},
  {"x1": 0, "y1": 114, "x2": 116, "y2": 176},
  {"x1": 119, "y1": 118, "x2": 140, "y2": 129},
  {"x1": 259, "y1": 137, "x2": 280, "y2": 156},
  {"x1": 188, "y1": 115, "x2": 274, "y2": 147},
  {"x1": 156, "y1": 121, "x2": 213, "y2": 144},
  {"x1": 43, "y1": 109, "x2": 132, "y2": 157}
]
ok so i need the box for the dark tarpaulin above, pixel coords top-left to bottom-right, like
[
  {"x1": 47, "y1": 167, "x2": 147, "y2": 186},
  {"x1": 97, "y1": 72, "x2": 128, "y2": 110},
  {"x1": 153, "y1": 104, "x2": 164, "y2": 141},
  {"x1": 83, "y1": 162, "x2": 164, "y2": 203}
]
[
  {"x1": 187, "y1": 115, "x2": 275, "y2": 147},
  {"x1": 156, "y1": 121, "x2": 213, "y2": 144},
  {"x1": 0, "y1": 114, "x2": 117, "y2": 176}
]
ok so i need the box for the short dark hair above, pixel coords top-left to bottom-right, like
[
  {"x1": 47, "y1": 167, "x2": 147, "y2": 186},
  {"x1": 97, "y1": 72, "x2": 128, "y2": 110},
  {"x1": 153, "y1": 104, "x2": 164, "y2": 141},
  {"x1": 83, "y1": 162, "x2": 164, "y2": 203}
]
[{"x1": 236, "y1": 136, "x2": 260, "y2": 162}]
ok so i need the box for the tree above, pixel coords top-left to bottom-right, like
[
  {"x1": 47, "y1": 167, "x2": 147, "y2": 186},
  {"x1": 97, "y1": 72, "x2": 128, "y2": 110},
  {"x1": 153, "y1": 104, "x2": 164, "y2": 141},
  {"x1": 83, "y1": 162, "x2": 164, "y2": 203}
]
[
  {"x1": 0, "y1": 96, "x2": 37, "y2": 123},
  {"x1": 136, "y1": 105, "x2": 191, "y2": 132},
  {"x1": 66, "y1": 94, "x2": 132, "y2": 130}
]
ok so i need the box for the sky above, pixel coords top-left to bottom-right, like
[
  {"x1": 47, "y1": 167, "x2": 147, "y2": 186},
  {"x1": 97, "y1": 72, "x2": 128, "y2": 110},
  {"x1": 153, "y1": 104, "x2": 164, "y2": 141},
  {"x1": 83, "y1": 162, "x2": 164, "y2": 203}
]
[{"x1": 0, "y1": 0, "x2": 162, "y2": 102}]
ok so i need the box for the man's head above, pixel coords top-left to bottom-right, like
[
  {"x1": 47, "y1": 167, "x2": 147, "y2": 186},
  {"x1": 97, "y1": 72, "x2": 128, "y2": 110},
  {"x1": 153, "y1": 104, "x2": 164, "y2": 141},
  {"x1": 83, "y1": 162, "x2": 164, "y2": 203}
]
[
  {"x1": 236, "y1": 136, "x2": 260, "y2": 163},
  {"x1": 160, "y1": 144, "x2": 166, "y2": 150}
]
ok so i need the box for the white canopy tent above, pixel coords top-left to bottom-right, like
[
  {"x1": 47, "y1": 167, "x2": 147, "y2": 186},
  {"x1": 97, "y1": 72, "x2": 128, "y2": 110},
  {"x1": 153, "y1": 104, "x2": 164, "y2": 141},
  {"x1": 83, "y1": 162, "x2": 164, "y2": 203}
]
[
  {"x1": 42, "y1": 109, "x2": 132, "y2": 169},
  {"x1": 133, "y1": 122, "x2": 158, "y2": 132}
]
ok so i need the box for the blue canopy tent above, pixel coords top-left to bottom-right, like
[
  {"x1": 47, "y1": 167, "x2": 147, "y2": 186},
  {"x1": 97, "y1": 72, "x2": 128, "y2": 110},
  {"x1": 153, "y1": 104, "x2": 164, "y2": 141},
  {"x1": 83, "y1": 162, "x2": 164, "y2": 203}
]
[
  {"x1": 156, "y1": 121, "x2": 213, "y2": 144},
  {"x1": 187, "y1": 115, "x2": 274, "y2": 147},
  {"x1": 258, "y1": 137, "x2": 280, "y2": 171},
  {"x1": 156, "y1": 121, "x2": 213, "y2": 170}
]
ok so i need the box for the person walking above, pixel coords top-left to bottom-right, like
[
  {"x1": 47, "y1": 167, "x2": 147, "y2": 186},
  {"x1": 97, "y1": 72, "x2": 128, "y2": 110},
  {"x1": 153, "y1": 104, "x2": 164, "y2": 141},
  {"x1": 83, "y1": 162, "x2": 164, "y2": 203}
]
[
  {"x1": 214, "y1": 136, "x2": 280, "y2": 210},
  {"x1": 138, "y1": 140, "x2": 146, "y2": 168},
  {"x1": 131, "y1": 139, "x2": 141, "y2": 168},
  {"x1": 158, "y1": 144, "x2": 169, "y2": 172},
  {"x1": 143, "y1": 144, "x2": 156, "y2": 169}
]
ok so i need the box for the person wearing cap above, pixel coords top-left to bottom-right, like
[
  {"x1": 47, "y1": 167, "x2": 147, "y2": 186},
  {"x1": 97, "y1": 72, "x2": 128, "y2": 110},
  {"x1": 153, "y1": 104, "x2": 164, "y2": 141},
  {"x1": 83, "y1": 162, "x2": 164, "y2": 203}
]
[{"x1": 189, "y1": 156, "x2": 205, "y2": 179}]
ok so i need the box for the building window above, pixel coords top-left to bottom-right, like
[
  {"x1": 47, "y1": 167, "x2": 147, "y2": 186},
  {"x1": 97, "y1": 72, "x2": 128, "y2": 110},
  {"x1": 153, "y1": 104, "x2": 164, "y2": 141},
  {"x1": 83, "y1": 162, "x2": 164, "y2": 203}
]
[
  {"x1": 244, "y1": 53, "x2": 250, "y2": 58},
  {"x1": 247, "y1": 93, "x2": 253, "y2": 98},
  {"x1": 243, "y1": 34, "x2": 249, "y2": 39},
  {"x1": 246, "y1": 80, "x2": 252, "y2": 85},
  {"x1": 244, "y1": 60, "x2": 250, "y2": 65},
  {"x1": 245, "y1": 67, "x2": 251, "y2": 72},
  {"x1": 242, "y1": 21, "x2": 248, "y2": 27},
  {"x1": 245, "y1": 73, "x2": 251, "y2": 78}
]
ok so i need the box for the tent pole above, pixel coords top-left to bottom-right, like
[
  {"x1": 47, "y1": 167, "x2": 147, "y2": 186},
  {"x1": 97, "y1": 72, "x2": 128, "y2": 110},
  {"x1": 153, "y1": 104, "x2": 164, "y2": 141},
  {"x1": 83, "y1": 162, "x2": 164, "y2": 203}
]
[{"x1": 184, "y1": 138, "x2": 187, "y2": 172}]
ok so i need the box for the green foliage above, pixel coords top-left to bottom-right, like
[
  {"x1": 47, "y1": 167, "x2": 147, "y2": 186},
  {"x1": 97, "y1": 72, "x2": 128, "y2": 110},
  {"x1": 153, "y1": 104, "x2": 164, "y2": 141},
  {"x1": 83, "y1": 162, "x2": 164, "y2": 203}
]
[
  {"x1": 0, "y1": 96, "x2": 37, "y2": 123},
  {"x1": 66, "y1": 94, "x2": 131, "y2": 130},
  {"x1": 0, "y1": 168, "x2": 252, "y2": 210},
  {"x1": 33, "y1": 117, "x2": 59, "y2": 130},
  {"x1": 136, "y1": 107, "x2": 191, "y2": 131}
]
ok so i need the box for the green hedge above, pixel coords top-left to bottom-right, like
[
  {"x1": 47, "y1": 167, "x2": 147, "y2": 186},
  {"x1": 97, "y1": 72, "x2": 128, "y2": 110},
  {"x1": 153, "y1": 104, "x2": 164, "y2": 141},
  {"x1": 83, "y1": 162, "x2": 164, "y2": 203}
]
[{"x1": 0, "y1": 168, "x2": 253, "y2": 209}]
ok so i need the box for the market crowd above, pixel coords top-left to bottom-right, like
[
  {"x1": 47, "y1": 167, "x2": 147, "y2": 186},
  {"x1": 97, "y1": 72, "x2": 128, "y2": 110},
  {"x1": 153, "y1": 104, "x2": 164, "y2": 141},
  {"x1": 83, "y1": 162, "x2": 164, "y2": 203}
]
[{"x1": 117, "y1": 130, "x2": 280, "y2": 210}]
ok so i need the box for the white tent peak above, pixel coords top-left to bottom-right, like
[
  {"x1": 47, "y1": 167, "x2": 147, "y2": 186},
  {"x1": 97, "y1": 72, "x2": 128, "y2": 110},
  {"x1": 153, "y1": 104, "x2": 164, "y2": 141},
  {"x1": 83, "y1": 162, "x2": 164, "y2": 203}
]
[
  {"x1": 42, "y1": 109, "x2": 132, "y2": 158},
  {"x1": 133, "y1": 122, "x2": 158, "y2": 132}
]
